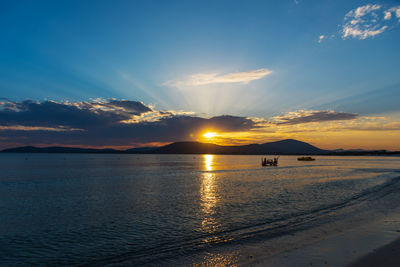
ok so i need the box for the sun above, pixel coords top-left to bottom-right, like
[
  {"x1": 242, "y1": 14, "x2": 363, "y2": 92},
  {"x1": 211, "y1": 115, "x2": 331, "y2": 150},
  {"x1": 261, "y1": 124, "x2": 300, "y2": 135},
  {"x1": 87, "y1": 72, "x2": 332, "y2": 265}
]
[{"x1": 203, "y1": 132, "x2": 218, "y2": 139}]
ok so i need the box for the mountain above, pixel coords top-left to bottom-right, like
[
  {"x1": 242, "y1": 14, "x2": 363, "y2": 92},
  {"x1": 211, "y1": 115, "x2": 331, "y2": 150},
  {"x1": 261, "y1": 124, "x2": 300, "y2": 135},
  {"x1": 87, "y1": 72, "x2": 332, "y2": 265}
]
[
  {"x1": 258, "y1": 139, "x2": 326, "y2": 154},
  {"x1": 2, "y1": 139, "x2": 397, "y2": 155},
  {"x1": 125, "y1": 147, "x2": 159, "y2": 153},
  {"x1": 153, "y1": 139, "x2": 327, "y2": 155}
]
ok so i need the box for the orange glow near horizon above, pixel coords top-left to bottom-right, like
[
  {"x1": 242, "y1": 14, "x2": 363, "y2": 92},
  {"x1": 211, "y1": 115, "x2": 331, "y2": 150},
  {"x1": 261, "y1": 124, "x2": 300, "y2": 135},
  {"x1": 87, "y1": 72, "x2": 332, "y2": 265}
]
[
  {"x1": 191, "y1": 113, "x2": 400, "y2": 150},
  {"x1": 5, "y1": 117, "x2": 398, "y2": 151},
  {"x1": 194, "y1": 128, "x2": 400, "y2": 151}
]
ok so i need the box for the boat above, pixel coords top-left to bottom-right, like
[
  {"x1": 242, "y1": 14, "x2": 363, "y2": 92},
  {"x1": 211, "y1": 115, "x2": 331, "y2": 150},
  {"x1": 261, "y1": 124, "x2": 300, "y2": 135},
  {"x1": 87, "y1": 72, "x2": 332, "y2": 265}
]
[
  {"x1": 262, "y1": 156, "x2": 279, "y2": 166},
  {"x1": 297, "y1": 156, "x2": 315, "y2": 161}
]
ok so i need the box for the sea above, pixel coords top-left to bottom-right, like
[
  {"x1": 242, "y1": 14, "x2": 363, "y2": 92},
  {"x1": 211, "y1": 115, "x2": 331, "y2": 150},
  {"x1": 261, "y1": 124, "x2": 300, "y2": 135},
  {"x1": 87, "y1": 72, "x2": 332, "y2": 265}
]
[{"x1": 0, "y1": 154, "x2": 399, "y2": 266}]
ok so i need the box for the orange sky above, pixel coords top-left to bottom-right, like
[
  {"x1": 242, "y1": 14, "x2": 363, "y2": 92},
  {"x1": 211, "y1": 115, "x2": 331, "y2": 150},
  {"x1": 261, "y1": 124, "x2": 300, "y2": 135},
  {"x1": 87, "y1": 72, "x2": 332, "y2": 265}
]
[{"x1": 198, "y1": 113, "x2": 400, "y2": 151}]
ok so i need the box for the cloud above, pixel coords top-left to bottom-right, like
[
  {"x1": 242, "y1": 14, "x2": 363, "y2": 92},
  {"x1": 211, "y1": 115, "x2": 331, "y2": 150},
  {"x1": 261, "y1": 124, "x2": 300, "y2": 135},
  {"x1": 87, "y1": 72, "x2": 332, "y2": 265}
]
[
  {"x1": 342, "y1": 121, "x2": 400, "y2": 132},
  {"x1": 272, "y1": 116, "x2": 400, "y2": 134},
  {"x1": 1, "y1": 99, "x2": 399, "y2": 151},
  {"x1": 206, "y1": 115, "x2": 258, "y2": 131},
  {"x1": 388, "y1": 6, "x2": 400, "y2": 22},
  {"x1": 0, "y1": 99, "x2": 258, "y2": 148},
  {"x1": 164, "y1": 69, "x2": 272, "y2": 87},
  {"x1": 0, "y1": 100, "x2": 134, "y2": 129},
  {"x1": 341, "y1": 4, "x2": 399, "y2": 40},
  {"x1": 2, "y1": 99, "x2": 397, "y2": 149},
  {"x1": 346, "y1": 4, "x2": 381, "y2": 19},
  {"x1": 72, "y1": 99, "x2": 152, "y2": 116},
  {"x1": 318, "y1": 35, "x2": 325, "y2": 43},
  {"x1": 271, "y1": 110, "x2": 358, "y2": 125},
  {"x1": 103, "y1": 99, "x2": 152, "y2": 115},
  {"x1": 342, "y1": 25, "x2": 387, "y2": 40},
  {"x1": 0, "y1": 125, "x2": 83, "y2": 132},
  {"x1": 384, "y1": 11, "x2": 392, "y2": 20}
]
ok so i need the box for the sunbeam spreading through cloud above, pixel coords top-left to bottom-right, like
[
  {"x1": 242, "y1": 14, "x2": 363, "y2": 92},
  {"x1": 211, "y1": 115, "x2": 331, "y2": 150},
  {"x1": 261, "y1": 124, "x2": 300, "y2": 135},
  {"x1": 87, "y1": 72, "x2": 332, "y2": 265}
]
[
  {"x1": 1, "y1": 99, "x2": 399, "y2": 150},
  {"x1": 0, "y1": 99, "x2": 258, "y2": 148}
]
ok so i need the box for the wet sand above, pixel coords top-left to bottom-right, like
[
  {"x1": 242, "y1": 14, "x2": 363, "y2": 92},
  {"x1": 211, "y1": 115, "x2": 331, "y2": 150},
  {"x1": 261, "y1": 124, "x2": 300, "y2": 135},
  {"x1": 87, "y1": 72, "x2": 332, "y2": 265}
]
[
  {"x1": 249, "y1": 212, "x2": 400, "y2": 267},
  {"x1": 349, "y1": 237, "x2": 400, "y2": 267}
]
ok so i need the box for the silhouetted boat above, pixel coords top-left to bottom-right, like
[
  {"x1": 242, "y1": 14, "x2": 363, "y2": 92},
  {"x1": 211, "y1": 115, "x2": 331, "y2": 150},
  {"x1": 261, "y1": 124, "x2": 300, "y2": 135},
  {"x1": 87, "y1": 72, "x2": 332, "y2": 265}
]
[
  {"x1": 297, "y1": 156, "x2": 315, "y2": 161},
  {"x1": 262, "y1": 156, "x2": 279, "y2": 166}
]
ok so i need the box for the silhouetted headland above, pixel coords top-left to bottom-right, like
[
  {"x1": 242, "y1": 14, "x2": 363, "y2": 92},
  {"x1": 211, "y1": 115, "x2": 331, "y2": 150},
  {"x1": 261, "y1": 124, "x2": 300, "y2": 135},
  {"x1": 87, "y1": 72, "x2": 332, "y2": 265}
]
[{"x1": 1, "y1": 139, "x2": 398, "y2": 155}]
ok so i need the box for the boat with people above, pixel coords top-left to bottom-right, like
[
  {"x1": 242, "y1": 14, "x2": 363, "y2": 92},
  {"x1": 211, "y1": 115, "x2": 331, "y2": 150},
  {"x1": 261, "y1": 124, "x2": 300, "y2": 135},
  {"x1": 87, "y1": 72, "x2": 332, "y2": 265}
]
[
  {"x1": 262, "y1": 156, "x2": 279, "y2": 166},
  {"x1": 297, "y1": 156, "x2": 315, "y2": 161}
]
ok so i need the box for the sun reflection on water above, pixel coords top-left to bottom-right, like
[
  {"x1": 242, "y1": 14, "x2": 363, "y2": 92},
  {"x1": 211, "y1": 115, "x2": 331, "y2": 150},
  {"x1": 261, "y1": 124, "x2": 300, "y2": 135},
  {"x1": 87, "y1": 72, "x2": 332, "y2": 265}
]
[
  {"x1": 200, "y1": 155, "x2": 220, "y2": 235},
  {"x1": 204, "y1": 154, "x2": 213, "y2": 171}
]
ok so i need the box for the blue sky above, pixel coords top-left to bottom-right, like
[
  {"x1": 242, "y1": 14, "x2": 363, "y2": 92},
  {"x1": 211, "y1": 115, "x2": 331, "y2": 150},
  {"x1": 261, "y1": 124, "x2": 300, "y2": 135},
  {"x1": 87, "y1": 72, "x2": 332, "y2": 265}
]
[{"x1": 0, "y1": 0, "x2": 400, "y2": 149}]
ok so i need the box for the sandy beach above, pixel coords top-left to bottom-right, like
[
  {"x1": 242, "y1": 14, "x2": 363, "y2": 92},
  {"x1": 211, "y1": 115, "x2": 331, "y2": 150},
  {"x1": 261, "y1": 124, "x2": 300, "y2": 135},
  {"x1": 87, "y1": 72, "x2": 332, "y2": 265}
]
[
  {"x1": 350, "y1": 237, "x2": 400, "y2": 267},
  {"x1": 241, "y1": 208, "x2": 400, "y2": 267}
]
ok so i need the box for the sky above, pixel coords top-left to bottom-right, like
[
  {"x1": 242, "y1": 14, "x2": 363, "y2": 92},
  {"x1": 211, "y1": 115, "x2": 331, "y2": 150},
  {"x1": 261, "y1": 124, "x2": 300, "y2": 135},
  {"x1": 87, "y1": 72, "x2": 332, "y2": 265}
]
[{"x1": 0, "y1": 0, "x2": 400, "y2": 150}]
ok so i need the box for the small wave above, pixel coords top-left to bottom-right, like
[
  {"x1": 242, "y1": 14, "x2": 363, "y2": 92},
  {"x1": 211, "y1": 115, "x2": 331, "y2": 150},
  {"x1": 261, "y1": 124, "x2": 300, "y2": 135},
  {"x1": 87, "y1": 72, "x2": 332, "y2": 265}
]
[
  {"x1": 355, "y1": 168, "x2": 400, "y2": 173},
  {"x1": 197, "y1": 164, "x2": 330, "y2": 174}
]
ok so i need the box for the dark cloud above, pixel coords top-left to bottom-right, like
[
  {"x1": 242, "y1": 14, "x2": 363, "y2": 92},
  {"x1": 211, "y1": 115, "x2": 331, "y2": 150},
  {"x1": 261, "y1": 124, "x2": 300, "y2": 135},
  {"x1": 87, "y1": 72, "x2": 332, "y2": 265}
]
[
  {"x1": 106, "y1": 100, "x2": 152, "y2": 115},
  {"x1": 0, "y1": 100, "x2": 128, "y2": 128},
  {"x1": 0, "y1": 99, "x2": 257, "y2": 148},
  {"x1": 273, "y1": 110, "x2": 357, "y2": 125},
  {"x1": 208, "y1": 115, "x2": 257, "y2": 131}
]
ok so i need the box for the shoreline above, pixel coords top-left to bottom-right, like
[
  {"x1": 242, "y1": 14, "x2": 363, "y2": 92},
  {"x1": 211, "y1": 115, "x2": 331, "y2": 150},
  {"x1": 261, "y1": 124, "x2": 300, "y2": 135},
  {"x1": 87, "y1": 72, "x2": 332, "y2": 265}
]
[
  {"x1": 349, "y1": 237, "x2": 400, "y2": 267},
  {"x1": 234, "y1": 178, "x2": 400, "y2": 267},
  {"x1": 259, "y1": 211, "x2": 400, "y2": 267},
  {"x1": 212, "y1": 174, "x2": 400, "y2": 267},
  {"x1": 182, "y1": 175, "x2": 400, "y2": 267}
]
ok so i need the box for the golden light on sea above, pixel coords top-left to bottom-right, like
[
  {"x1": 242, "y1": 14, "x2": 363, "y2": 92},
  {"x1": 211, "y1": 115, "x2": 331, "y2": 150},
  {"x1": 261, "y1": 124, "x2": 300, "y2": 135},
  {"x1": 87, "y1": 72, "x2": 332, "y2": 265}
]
[
  {"x1": 200, "y1": 154, "x2": 220, "y2": 235},
  {"x1": 204, "y1": 154, "x2": 213, "y2": 171}
]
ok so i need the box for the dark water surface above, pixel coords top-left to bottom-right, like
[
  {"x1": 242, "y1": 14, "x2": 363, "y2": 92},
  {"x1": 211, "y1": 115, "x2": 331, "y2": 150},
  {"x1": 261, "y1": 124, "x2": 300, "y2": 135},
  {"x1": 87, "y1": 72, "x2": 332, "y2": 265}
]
[{"x1": 0, "y1": 154, "x2": 399, "y2": 265}]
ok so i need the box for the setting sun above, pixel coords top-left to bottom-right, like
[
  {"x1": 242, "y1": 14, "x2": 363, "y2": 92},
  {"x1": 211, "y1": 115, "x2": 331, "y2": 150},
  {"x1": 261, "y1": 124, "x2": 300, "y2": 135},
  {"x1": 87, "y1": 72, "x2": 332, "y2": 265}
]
[{"x1": 203, "y1": 132, "x2": 218, "y2": 139}]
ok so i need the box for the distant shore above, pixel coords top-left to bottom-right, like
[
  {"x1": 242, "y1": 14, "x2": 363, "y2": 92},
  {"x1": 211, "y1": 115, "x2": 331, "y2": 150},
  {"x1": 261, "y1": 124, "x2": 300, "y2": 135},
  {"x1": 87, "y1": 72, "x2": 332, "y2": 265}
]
[{"x1": 1, "y1": 143, "x2": 399, "y2": 156}]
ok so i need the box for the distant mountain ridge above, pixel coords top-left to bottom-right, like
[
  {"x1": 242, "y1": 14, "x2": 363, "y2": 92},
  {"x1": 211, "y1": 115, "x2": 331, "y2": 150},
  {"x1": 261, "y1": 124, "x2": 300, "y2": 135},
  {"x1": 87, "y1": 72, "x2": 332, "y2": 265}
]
[
  {"x1": 1, "y1": 139, "x2": 397, "y2": 155},
  {"x1": 153, "y1": 139, "x2": 327, "y2": 154}
]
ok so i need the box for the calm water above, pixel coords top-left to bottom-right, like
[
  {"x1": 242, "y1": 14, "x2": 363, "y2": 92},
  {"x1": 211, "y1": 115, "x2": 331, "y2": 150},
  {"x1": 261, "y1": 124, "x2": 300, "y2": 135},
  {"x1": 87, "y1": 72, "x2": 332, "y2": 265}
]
[{"x1": 0, "y1": 154, "x2": 399, "y2": 265}]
